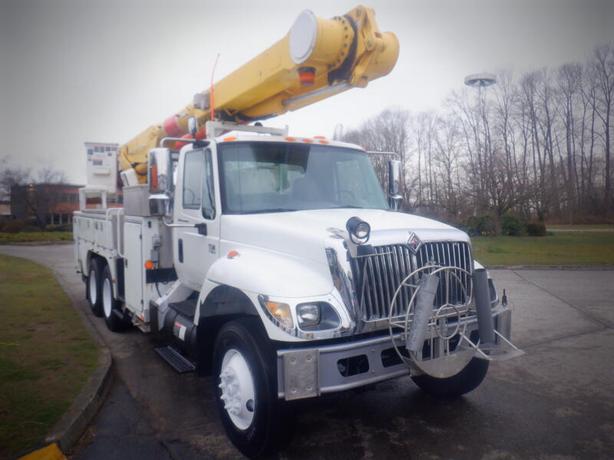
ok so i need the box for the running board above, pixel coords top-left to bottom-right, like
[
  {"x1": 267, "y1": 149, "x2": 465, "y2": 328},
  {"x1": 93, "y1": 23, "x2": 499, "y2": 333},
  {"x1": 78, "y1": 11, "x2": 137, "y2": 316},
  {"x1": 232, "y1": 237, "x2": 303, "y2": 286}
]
[{"x1": 155, "y1": 346, "x2": 196, "y2": 373}]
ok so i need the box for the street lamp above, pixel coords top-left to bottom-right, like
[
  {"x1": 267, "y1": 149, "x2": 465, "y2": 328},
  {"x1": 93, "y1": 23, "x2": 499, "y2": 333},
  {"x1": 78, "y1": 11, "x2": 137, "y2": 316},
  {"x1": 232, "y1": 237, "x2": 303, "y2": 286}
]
[
  {"x1": 464, "y1": 73, "x2": 497, "y2": 89},
  {"x1": 464, "y1": 73, "x2": 496, "y2": 214}
]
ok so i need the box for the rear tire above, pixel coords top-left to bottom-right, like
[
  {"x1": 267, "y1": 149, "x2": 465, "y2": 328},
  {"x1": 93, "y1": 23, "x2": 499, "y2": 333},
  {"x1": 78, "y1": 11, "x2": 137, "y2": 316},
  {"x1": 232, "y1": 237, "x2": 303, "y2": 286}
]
[
  {"x1": 411, "y1": 357, "x2": 489, "y2": 398},
  {"x1": 86, "y1": 258, "x2": 103, "y2": 317},
  {"x1": 101, "y1": 264, "x2": 128, "y2": 332},
  {"x1": 213, "y1": 318, "x2": 294, "y2": 458}
]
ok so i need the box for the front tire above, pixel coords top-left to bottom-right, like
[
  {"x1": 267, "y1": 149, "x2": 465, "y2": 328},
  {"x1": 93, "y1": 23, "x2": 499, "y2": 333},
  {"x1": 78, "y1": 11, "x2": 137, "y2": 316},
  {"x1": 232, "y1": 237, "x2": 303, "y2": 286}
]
[
  {"x1": 101, "y1": 264, "x2": 128, "y2": 332},
  {"x1": 86, "y1": 258, "x2": 103, "y2": 317},
  {"x1": 213, "y1": 318, "x2": 293, "y2": 458},
  {"x1": 411, "y1": 357, "x2": 489, "y2": 398}
]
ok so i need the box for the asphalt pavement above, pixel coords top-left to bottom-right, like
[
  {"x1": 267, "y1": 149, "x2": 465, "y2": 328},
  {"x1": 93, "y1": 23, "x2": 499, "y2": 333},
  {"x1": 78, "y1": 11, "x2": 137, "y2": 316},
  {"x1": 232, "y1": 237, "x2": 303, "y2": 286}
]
[{"x1": 1, "y1": 244, "x2": 613, "y2": 460}]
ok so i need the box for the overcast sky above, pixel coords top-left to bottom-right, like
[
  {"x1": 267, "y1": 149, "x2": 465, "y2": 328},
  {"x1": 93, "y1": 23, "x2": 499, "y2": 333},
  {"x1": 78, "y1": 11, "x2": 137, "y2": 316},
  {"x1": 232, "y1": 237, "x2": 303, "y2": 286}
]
[{"x1": 1, "y1": 0, "x2": 613, "y2": 183}]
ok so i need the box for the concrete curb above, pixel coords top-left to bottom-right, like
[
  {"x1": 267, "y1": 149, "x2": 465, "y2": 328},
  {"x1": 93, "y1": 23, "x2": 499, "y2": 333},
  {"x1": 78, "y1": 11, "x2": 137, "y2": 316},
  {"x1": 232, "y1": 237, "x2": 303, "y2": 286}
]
[{"x1": 42, "y1": 263, "x2": 114, "y2": 454}]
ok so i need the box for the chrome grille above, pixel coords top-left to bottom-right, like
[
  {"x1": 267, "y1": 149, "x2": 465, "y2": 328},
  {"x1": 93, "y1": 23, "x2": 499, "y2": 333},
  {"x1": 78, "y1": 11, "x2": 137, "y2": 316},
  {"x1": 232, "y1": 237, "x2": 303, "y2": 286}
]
[{"x1": 349, "y1": 242, "x2": 472, "y2": 322}]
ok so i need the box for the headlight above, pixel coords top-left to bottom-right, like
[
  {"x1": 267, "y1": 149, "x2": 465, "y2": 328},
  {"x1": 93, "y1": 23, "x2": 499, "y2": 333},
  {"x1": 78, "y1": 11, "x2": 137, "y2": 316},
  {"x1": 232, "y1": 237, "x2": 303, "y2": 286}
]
[
  {"x1": 346, "y1": 216, "x2": 370, "y2": 244},
  {"x1": 297, "y1": 303, "x2": 320, "y2": 328},
  {"x1": 296, "y1": 302, "x2": 340, "y2": 331},
  {"x1": 259, "y1": 297, "x2": 294, "y2": 332}
]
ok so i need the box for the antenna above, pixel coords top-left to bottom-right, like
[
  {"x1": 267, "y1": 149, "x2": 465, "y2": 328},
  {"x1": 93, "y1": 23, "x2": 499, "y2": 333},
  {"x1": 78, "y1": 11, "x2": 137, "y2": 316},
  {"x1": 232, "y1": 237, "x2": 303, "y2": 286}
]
[{"x1": 209, "y1": 53, "x2": 220, "y2": 122}]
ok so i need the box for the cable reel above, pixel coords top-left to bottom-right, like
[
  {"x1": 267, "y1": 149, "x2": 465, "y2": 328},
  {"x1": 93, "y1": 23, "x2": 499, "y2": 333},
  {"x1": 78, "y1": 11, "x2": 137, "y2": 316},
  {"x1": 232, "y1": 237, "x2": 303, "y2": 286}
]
[{"x1": 387, "y1": 265, "x2": 477, "y2": 379}]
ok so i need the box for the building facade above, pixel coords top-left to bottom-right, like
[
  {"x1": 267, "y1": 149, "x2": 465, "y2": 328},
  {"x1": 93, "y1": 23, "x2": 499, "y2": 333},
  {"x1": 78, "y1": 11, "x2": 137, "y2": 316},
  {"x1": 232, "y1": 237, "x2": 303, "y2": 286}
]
[{"x1": 10, "y1": 183, "x2": 82, "y2": 226}]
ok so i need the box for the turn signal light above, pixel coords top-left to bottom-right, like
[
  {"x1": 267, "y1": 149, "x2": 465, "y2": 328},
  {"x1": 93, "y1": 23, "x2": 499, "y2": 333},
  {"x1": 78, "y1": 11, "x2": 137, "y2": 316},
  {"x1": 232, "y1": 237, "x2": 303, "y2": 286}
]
[
  {"x1": 144, "y1": 260, "x2": 155, "y2": 270},
  {"x1": 264, "y1": 300, "x2": 294, "y2": 330}
]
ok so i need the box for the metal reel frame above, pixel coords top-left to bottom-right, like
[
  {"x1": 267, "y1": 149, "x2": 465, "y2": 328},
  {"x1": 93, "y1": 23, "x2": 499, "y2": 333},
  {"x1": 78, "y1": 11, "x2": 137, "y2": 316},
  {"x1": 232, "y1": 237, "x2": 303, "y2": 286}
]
[{"x1": 387, "y1": 265, "x2": 476, "y2": 378}]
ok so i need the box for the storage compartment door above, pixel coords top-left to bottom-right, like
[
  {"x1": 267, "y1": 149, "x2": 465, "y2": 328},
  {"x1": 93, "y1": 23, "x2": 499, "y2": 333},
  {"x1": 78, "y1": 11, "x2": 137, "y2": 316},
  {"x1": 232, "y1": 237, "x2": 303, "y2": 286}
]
[{"x1": 124, "y1": 222, "x2": 143, "y2": 315}]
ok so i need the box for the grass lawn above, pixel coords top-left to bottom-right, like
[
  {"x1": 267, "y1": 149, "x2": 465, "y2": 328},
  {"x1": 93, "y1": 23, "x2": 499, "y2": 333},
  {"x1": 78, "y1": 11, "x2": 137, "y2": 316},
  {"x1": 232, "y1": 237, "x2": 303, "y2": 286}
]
[
  {"x1": 472, "y1": 231, "x2": 614, "y2": 266},
  {"x1": 0, "y1": 254, "x2": 98, "y2": 458},
  {"x1": 0, "y1": 232, "x2": 73, "y2": 244}
]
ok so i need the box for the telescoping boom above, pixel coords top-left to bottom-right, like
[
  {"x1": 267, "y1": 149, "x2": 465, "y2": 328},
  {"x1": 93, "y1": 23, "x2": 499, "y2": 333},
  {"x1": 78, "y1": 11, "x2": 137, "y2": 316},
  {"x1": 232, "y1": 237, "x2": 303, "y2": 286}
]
[{"x1": 119, "y1": 5, "x2": 399, "y2": 181}]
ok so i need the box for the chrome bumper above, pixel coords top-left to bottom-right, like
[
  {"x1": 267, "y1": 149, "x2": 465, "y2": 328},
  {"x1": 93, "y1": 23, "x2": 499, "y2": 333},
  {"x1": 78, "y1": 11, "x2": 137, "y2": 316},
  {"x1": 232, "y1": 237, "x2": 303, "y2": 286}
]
[{"x1": 276, "y1": 305, "x2": 512, "y2": 401}]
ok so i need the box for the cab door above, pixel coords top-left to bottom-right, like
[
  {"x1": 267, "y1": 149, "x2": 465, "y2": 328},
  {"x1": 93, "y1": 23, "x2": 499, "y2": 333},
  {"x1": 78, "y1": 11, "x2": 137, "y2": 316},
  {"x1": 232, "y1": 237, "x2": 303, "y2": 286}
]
[{"x1": 173, "y1": 147, "x2": 220, "y2": 290}]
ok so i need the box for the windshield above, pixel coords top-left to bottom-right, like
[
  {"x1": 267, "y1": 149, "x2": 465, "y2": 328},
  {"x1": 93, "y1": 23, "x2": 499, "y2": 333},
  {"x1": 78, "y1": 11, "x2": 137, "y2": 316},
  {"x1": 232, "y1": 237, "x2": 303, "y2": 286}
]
[{"x1": 218, "y1": 142, "x2": 388, "y2": 214}]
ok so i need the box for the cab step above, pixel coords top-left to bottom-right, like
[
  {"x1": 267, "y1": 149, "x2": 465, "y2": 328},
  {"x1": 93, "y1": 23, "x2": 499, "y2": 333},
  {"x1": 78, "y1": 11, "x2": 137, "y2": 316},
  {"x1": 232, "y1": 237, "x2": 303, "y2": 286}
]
[{"x1": 155, "y1": 345, "x2": 196, "y2": 373}]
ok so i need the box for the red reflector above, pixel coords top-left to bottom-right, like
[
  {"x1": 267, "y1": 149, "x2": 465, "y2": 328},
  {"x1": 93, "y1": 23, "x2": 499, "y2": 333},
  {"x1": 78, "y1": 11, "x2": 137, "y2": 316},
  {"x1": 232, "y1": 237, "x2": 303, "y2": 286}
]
[{"x1": 298, "y1": 66, "x2": 316, "y2": 86}]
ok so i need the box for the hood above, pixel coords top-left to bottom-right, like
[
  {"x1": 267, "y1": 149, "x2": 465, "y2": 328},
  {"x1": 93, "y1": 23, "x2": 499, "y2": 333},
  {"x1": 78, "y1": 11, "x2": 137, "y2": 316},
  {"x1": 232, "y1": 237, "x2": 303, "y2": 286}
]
[{"x1": 220, "y1": 209, "x2": 469, "y2": 265}]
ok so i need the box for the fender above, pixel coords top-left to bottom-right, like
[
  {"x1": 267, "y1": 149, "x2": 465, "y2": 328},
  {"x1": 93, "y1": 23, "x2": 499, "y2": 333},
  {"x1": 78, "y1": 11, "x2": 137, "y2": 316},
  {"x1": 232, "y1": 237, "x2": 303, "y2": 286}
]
[
  {"x1": 194, "y1": 247, "x2": 336, "y2": 339},
  {"x1": 203, "y1": 246, "x2": 333, "y2": 302}
]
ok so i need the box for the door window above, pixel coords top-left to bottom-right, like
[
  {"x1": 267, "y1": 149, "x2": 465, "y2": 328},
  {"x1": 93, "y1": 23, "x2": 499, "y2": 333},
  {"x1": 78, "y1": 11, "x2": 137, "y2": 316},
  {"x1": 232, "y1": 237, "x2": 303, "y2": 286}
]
[
  {"x1": 182, "y1": 149, "x2": 216, "y2": 219},
  {"x1": 202, "y1": 149, "x2": 216, "y2": 220},
  {"x1": 183, "y1": 151, "x2": 203, "y2": 209}
]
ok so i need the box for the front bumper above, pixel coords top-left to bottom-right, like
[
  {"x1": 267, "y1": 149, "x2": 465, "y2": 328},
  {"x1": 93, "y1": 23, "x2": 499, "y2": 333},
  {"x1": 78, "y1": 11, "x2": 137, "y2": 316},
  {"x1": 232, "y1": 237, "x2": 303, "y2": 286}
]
[{"x1": 276, "y1": 305, "x2": 512, "y2": 400}]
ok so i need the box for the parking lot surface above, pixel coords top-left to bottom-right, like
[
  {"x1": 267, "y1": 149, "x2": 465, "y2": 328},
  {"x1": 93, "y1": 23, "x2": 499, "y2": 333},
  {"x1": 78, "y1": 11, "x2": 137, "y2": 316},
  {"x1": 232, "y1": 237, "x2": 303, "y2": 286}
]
[{"x1": 2, "y1": 244, "x2": 613, "y2": 459}]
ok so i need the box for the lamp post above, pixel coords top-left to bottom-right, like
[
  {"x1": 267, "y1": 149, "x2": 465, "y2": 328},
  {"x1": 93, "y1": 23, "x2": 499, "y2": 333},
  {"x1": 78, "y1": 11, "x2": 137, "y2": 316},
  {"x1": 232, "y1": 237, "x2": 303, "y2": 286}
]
[{"x1": 464, "y1": 73, "x2": 496, "y2": 213}]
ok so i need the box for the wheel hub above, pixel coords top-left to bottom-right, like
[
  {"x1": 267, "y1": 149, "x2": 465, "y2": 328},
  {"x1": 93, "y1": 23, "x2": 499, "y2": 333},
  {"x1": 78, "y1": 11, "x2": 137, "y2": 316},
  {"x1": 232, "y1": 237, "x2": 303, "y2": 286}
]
[
  {"x1": 102, "y1": 278, "x2": 112, "y2": 318},
  {"x1": 219, "y1": 349, "x2": 255, "y2": 430},
  {"x1": 89, "y1": 270, "x2": 97, "y2": 304}
]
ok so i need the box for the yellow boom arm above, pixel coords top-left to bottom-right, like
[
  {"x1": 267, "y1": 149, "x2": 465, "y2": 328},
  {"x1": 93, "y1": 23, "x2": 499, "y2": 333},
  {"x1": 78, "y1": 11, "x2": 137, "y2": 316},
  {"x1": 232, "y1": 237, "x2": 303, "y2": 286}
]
[{"x1": 119, "y1": 5, "x2": 399, "y2": 180}]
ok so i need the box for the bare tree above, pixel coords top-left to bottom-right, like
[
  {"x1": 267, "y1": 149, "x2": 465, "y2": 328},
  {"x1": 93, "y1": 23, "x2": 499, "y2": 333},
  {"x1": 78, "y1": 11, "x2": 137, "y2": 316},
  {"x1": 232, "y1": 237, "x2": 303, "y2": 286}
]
[
  {"x1": 341, "y1": 108, "x2": 411, "y2": 205},
  {"x1": 0, "y1": 155, "x2": 31, "y2": 198},
  {"x1": 340, "y1": 43, "x2": 614, "y2": 226},
  {"x1": 36, "y1": 166, "x2": 67, "y2": 184},
  {"x1": 555, "y1": 63, "x2": 583, "y2": 220},
  {"x1": 592, "y1": 44, "x2": 614, "y2": 208}
]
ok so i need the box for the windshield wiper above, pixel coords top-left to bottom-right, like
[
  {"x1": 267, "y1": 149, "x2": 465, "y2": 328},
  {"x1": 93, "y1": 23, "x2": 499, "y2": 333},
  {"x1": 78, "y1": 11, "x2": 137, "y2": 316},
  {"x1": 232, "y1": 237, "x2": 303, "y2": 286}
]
[{"x1": 329, "y1": 204, "x2": 363, "y2": 209}]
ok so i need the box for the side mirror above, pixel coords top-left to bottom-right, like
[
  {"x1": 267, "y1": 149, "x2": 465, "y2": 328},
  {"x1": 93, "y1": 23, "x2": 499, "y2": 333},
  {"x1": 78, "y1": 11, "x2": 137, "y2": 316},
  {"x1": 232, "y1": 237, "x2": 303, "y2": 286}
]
[
  {"x1": 188, "y1": 117, "x2": 198, "y2": 136},
  {"x1": 387, "y1": 159, "x2": 403, "y2": 210},
  {"x1": 148, "y1": 148, "x2": 173, "y2": 216}
]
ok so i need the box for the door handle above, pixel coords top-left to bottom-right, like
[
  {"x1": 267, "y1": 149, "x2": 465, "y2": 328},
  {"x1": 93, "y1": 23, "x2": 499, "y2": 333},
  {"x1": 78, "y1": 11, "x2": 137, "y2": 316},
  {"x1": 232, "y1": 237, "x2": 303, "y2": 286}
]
[
  {"x1": 195, "y1": 222, "x2": 207, "y2": 236},
  {"x1": 178, "y1": 238, "x2": 184, "y2": 263}
]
